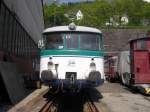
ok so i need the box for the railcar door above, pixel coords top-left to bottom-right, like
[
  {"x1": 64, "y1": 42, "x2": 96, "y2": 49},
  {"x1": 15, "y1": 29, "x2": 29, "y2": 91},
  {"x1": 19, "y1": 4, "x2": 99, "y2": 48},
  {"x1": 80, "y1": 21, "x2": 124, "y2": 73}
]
[{"x1": 133, "y1": 40, "x2": 150, "y2": 84}]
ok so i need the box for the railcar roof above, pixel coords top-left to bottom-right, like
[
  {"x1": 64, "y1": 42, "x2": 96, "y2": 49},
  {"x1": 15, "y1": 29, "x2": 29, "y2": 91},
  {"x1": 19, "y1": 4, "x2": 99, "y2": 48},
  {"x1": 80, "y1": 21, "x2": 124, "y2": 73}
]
[
  {"x1": 129, "y1": 37, "x2": 150, "y2": 43},
  {"x1": 43, "y1": 26, "x2": 102, "y2": 34}
]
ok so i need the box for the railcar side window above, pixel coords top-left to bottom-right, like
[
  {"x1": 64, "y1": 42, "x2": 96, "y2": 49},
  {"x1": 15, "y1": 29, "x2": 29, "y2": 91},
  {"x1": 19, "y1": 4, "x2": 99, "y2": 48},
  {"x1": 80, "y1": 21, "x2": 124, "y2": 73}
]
[
  {"x1": 80, "y1": 34, "x2": 100, "y2": 50},
  {"x1": 45, "y1": 34, "x2": 64, "y2": 49},
  {"x1": 136, "y1": 40, "x2": 147, "y2": 50},
  {"x1": 66, "y1": 34, "x2": 78, "y2": 49}
]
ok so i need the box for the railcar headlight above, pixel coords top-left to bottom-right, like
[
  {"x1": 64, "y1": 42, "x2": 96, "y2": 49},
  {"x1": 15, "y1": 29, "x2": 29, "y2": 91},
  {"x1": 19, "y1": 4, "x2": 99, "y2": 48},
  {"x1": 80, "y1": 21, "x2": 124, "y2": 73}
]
[
  {"x1": 68, "y1": 22, "x2": 76, "y2": 30},
  {"x1": 48, "y1": 62, "x2": 54, "y2": 70},
  {"x1": 90, "y1": 62, "x2": 96, "y2": 71}
]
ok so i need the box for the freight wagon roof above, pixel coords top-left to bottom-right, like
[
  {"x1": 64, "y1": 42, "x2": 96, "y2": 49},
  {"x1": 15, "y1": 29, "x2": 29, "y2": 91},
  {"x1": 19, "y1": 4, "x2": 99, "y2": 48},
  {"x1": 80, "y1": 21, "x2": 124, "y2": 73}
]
[
  {"x1": 129, "y1": 37, "x2": 150, "y2": 43},
  {"x1": 43, "y1": 26, "x2": 102, "y2": 34}
]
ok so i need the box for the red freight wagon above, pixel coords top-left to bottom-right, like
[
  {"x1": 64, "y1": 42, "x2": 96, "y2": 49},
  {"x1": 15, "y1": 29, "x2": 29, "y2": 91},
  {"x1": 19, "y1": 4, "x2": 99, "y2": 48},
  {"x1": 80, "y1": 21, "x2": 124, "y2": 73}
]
[
  {"x1": 129, "y1": 37, "x2": 150, "y2": 94},
  {"x1": 105, "y1": 56, "x2": 118, "y2": 82}
]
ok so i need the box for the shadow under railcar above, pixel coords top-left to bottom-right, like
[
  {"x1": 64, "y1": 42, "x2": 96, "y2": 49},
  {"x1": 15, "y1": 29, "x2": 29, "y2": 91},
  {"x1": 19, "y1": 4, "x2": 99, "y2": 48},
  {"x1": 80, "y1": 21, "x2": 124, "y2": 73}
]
[{"x1": 42, "y1": 87, "x2": 103, "y2": 112}]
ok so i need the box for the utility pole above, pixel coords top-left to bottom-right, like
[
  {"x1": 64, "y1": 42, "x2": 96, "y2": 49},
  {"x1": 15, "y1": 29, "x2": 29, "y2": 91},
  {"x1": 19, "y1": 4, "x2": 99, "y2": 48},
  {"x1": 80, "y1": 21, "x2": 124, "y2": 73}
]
[{"x1": 54, "y1": 0, "x2": 57, "y2": 26}]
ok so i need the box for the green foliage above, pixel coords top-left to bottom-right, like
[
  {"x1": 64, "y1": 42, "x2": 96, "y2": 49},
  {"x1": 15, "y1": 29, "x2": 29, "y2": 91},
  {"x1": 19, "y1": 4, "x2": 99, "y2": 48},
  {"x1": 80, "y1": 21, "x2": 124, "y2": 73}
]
[
  {"x1": 44, "y1": 0, "x2": 150, "y2": 29},
  {"x1": 44, "y1": 3, "x2": 70, "y2": 27}
]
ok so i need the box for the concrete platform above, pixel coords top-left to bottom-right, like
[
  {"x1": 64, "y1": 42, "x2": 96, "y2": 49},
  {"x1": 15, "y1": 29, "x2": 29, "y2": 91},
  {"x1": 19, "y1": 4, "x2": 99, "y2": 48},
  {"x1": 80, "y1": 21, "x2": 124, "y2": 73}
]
[{"x1": 8, "y1": 86, "x2": 49, "y2": 112}]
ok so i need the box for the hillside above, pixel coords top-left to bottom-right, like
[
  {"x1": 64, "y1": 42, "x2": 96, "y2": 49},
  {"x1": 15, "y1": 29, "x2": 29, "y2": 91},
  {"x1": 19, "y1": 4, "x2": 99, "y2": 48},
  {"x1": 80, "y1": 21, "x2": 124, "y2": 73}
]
[{"x1": 44, "y1": 0, "x2": 150, "y2": 29}]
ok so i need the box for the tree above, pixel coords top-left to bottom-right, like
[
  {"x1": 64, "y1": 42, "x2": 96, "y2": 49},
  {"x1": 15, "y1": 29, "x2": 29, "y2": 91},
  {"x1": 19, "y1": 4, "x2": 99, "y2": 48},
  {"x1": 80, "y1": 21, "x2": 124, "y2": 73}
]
[{"x1": 43, "y1": 0, "x2": 150, "y2": 28}]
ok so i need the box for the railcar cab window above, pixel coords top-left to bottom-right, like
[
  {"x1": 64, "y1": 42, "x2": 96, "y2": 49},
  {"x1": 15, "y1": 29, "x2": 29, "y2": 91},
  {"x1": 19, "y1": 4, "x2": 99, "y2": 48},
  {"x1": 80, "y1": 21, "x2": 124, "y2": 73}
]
[
  {"x1": 65, "y1": 33, "x2": 101, "y2": 50},
  {"x1": 45, "y1": 33, "x2": 64, "y2": 49},
  {"x1": 44, "y1": 32, "x2": 102, "y2": 51},
  {"x1": 80, "y1": 33, "x2": 101, "y2": 50},
  {"x1": 66, "y1": 33, "x2": 78, "y2": 49}
]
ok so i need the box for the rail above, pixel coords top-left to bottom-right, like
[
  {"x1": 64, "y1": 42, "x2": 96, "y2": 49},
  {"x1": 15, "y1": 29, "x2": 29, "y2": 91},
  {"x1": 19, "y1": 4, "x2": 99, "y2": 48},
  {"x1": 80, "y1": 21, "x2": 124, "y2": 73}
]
[
  {"x1": 84, "y1": 93, "x2": 99, "y2": 112},
  {"x1": 39, "y1": 97, "x2": 58, "y2": 112},
  {"x1": 39, "y1": 91, "x2": 100, "y2": 112}
]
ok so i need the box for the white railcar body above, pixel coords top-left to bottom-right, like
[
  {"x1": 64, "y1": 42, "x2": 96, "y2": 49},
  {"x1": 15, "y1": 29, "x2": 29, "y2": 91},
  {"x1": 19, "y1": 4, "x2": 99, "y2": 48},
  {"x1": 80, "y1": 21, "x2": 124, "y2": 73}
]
[
  {"x1": 40, "y1": 24, "x2": 104, "y2": 91},
  {"x1": 40, "y1": 56, "x2": 104, "y2": 80}
]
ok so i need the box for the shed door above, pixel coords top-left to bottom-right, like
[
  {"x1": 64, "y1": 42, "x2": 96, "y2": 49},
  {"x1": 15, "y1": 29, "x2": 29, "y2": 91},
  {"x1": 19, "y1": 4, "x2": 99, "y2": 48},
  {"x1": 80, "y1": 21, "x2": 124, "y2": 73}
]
[{"x1": 134, "y1": 51, "x2": 150, "y2": 84}]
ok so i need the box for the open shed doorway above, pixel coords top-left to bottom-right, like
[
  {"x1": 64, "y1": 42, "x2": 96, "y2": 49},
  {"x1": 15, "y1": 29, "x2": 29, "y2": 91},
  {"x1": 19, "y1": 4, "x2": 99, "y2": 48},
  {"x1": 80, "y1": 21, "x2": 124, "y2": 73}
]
[{"x1": 0, "y1": 73, "x2": 11, "y2": 106}]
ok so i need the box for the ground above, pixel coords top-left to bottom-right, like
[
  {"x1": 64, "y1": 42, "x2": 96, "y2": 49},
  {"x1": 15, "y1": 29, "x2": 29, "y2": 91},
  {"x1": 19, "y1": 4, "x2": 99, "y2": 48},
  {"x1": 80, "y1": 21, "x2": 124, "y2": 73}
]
[
  {"x1": 3, "y1": 81, "x2": 150, "y2": 112},
  {"x1": 94, "y1": 81, "x2": 150, "y2": 112}
]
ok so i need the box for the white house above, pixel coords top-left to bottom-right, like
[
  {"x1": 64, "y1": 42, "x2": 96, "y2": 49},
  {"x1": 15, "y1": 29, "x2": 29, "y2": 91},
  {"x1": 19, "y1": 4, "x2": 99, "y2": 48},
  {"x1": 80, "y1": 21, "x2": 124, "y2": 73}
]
[
  {"x1": 121, "y1": 16, "x2": 129, "y2": 25},
  {"x1": 76, "y1": 10, "x2": 83, "y2": 20}
]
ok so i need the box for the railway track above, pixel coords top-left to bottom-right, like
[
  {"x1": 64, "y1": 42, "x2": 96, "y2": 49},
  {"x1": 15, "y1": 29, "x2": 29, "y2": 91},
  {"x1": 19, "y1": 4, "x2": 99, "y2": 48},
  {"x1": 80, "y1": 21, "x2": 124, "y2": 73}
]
[
  {"x1": 84, "y1": 93, "x2": 99, "y2": 112},
  {"x1": 39, "y1": 97, "x2": 58, "y2": 112},
  {"x1": 85, "y1": 99, "x2": 99, "y2": 112},
  {"x1": 39, "y1": 90, "x2": 99, "y2": 112}
]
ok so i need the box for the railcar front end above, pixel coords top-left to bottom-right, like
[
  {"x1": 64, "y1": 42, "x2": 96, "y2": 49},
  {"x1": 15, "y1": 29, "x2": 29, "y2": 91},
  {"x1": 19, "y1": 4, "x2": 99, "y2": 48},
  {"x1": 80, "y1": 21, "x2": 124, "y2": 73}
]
[{"x1": 39, "y1": 24, "x2": 104, "y2": 91}]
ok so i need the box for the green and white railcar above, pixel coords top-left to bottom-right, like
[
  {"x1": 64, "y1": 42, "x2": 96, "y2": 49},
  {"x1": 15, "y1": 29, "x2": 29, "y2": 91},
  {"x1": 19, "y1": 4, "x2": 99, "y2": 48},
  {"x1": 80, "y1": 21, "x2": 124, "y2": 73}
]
[{"x1": 39, "y1": 23, "x2": 104, "y2": 91}]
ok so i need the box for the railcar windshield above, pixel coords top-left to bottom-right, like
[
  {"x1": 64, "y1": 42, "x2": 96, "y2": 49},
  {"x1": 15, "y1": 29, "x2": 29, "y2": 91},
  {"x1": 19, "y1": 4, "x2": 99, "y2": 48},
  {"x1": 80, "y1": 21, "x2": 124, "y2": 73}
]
[
  {"x1": 66, "y1": 33, "x2": 78, "y2": 49},
  {"x1": 44, "y1": 33, "x2": 64, "y2": 49},
  {"x1": 44, "y1": 32, "x2": 102, "y2": 51},
  {"x1": 80, "y1": 33, "x2": 100, "y2": 50}
]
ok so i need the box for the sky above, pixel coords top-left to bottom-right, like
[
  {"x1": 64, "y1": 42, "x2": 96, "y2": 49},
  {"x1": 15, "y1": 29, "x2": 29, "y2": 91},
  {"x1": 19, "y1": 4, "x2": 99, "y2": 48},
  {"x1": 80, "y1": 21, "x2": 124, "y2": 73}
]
[
  {"x1": 57, "y1": 0, "x2": 92, "y2": 3},
  {"x1": 43, "y1": 0, "x2": 94, "y2": 4},
  {"x1": 43, "y1": 0, "x2": 150, "y2": 4}
]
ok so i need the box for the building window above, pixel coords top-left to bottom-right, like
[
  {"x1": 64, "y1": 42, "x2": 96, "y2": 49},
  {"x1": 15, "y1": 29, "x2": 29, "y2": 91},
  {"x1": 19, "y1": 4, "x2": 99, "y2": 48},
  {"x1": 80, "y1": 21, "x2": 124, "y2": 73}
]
[{"x1": 136, "y1": 40, "x2": 147, "y2": 50}]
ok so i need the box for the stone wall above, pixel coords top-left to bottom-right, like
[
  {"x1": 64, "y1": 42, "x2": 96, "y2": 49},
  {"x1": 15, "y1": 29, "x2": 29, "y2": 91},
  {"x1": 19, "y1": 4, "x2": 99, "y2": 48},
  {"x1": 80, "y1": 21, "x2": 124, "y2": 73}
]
[{"x1": 102, "y1": 29, "x2": 148, "y2": 55}]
